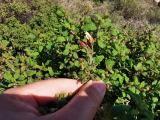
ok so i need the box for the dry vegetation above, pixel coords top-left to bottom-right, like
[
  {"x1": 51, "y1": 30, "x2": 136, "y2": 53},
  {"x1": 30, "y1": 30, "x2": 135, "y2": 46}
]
[{"x1": 53, "y1": 0, "x2": 160, "y2": 29}]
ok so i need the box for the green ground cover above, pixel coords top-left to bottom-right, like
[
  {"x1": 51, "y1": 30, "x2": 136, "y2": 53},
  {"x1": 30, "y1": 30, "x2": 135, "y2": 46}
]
[{"x1": 0, "y1": 0, "x2": 160, "y2": 119}]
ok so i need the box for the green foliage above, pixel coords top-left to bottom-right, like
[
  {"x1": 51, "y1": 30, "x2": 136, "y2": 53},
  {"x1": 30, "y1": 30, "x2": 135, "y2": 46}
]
[{"x1": 0, "y1": 0, "x2": 160, "y2": 119}]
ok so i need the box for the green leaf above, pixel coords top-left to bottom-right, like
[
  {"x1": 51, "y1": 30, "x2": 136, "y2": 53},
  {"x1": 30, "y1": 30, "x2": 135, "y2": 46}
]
[
  {"x1": 140, "y1": 81, "x2": 146, "y2": 88},
  {"x1": 46, "y1": 43, "x2": 52, "y2": 50},
  {"x1": 97, "y1": 69, "x2": 105, "y2": 79},
  {"x1": 147, "y1": 43, "x2": 156, "y2": 54},
  {"x1": 117, "y1": 74, "x2": 124, "y2": 85},
  {"x1": 63, "y1": 43, "x2": 70, "y2": 55},
  {"x1": 129, "y1": 86, "x2": 136, "y2": 93},
  {"x1": 48, "y1": 67, "x2": 54, "y2": 76},
  {"x1": 1, "y1": 40, "x2": 9, "y2": 47},
  {"x1": 6, "y1": 62, "x2": 15, "y2": 70},
  {"x1": 73, "y1": 52, "x2": 78, "y2": 59},
  {"x1": 98, "y1": 39, "x2": 106, "y2": 48},
  {"x1": 57, "y1": 36, "x2": 65, "y2": 43},
  {"x1": 82, "y1": 22, "x2": 97, "y2": 31},
  {"x1": 111, "y1": 28, "x2": 118, "y2": 36},
  {"x1": 71, "y1": 45, "x2": 78, "y2": 50},
  {"x1": 134, "y1": 63, "x2": 143, "y2": 71},
  {"x1": 36, "y1": 72, "x2": 42, "y2": 77},
  {"x1": 3, "y1": 72, "x2": 12, "y2": 81},
  {"x1": 30, "y1": 52, "x2": 39, "y2": 57},
  {"x1": 124, "y1": 74, "x2": 129, "y2": 83},
  {"x1": 14, "y1": 72, "x2": 19, "y2": 80},
  {"x1": 105, "y1": 59, "x2": 115, "y2": 73},
  {"x1": 56, "y1": 10, "x2": 64, "y2": 17},
  {"x1": 111, "y1": 73, "x2": 118, "y2": 80},
  {"x1": 93, "y1": 55, "x2": 104, "y2": 65},
  {"x1": 101, "y1": 18, "x2": 112, "y2": 28},
  {"x1": 97, "y1": 31, "x2": 104, "y2": 37},
  {"x1": 74, "y1": 60, "x2": 80, "y2": 67},
  {"x1": 63, "y1": 21, "x2": 70, "y2": 28},
  {"x1": 27, "y1": 70, "x2": 36, "y2": 76},
  {"x1": 133, "y1": 76, "x2": 139, "y2": 85},
  {"x1": 152, "y1": 80, "x2": 158, "y2": 85},
  {"x1": 39, "y1": 46, "x2": 43, "y2": 52},
  {"x1": 152, "y1": 97, "x2": 158, "y2": 103},
  {"x1": 62, "y1": 31, "x2": 68, "y2": 37},
  {"x1": 146, "y1": 60, "x2": 153, "y2": 66},
  {"x1": 59, "y1": 63, "x2": 65, "y2": 69},
  {"x1": 112, "y1": 49, "x2": 118, "y2": 56},
  {"x1": 28, "y1": 33, "x2": 36, "y2": 39}
]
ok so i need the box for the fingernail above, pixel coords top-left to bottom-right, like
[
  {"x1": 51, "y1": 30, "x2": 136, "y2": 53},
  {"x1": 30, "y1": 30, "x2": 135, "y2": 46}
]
[{"x1": 93, "y1": 81, "x2": 106, "y2": 97}]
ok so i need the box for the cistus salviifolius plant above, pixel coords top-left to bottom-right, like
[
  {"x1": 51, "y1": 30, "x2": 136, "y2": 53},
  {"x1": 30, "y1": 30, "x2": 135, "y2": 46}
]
[{"x1": 0, "y1": 0, "x2": 160, "y2": 119}]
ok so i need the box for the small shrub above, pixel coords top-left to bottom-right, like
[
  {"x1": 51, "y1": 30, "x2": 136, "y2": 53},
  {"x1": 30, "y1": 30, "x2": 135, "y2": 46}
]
[{"x1": 0, "y1": 0, "x2": 160, "y2": 119}]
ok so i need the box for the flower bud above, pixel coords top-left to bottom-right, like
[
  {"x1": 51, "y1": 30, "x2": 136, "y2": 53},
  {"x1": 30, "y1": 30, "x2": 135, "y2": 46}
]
[
  {"x1": 79, "y1": 58, "x2": 83, "y2": 63},
  {"x1": 79, "y1": 41, "x2": 87, "y2": 48}
]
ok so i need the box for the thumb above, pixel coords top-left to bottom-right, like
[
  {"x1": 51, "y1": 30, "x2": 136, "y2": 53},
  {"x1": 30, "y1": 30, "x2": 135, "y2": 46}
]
[{"x1": 43, "y1": 80, "x2": 106, "y2": 120}]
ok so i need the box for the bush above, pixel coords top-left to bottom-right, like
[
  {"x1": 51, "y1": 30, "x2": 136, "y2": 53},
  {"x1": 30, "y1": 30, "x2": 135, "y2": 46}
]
[{"x1": 0, "y1": 0, "x2": 160, "y2": 119}]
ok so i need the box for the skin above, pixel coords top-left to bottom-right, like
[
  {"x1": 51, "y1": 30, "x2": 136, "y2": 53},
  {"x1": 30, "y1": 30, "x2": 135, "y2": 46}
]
[{"x1": 0, "y1": 78, "x2": 106, "y2": 120}]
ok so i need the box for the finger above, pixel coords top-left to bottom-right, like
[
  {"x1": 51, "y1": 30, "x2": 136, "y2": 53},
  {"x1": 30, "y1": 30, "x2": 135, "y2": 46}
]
[
  {"x1": 43, "y1": 80, "x2": 106, "y2": 120},
  {"x1": 4, "y1": 78, "x2": 82, "y2": 105}
]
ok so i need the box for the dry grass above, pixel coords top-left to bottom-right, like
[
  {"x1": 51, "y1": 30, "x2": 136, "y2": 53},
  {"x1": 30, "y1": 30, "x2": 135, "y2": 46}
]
[
  {"x1": 1, "y1": 0, "x2": 159, "y2": 34},
  {"x1": 53, "y1": 0, "x2": 110, "y2": 16},
  {"x1": 52, "y1": 0, "x2": 160, "y2": 30}
]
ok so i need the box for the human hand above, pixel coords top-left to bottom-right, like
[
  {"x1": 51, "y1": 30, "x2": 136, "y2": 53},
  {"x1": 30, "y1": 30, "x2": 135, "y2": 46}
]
[{"x1": 0, "y1": 78, "x2": 106, "y2": 120}]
